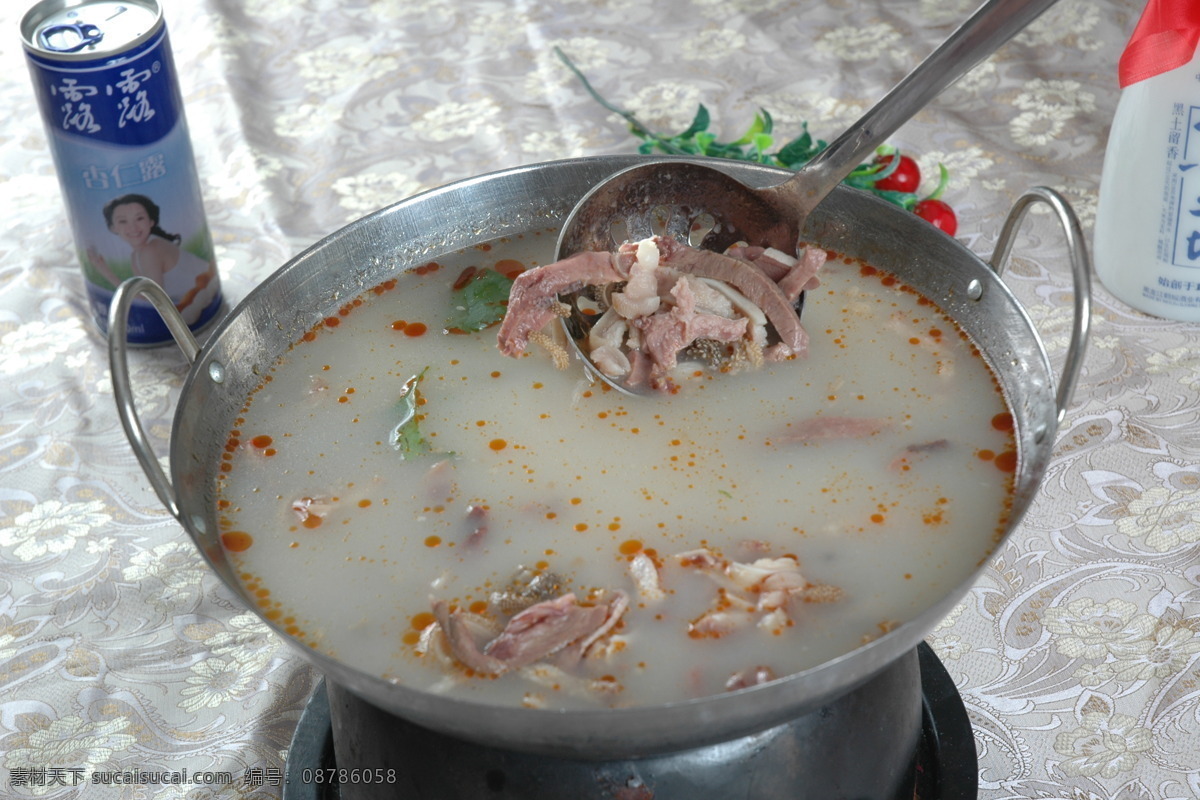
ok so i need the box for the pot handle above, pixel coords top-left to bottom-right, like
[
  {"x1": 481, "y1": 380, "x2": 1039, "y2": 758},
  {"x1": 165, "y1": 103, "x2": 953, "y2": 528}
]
[
  {"x1": 107, "y1": 277, "x2": 201, "y2": 521},
  {"x1": 987, "y1": 186, "x2": 1091, "y2": 425}
]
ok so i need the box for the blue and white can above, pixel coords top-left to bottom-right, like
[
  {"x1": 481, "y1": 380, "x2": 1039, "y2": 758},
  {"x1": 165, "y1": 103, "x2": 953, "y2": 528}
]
[{"x1": 21, "y1": 0, "x2": 223, "y2": 344}]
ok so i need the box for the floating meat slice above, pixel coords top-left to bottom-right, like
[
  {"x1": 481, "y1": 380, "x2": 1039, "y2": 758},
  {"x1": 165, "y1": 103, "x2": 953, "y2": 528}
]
[
  {"x1": 889, "y1": 439, "x2": 950, "y2": 471},
  {"x1": 422, "y1": 458, "x2": 456, "y2": 502},
  {"x1": 758, "y1": 607, "x2": 792, "y2": 635},
  {"x1": 771, "y1": 415, "x2": 893, "y2": 445},
  {"x1": 461, "y1": 503, "x2": 488, "y2": 548},
  {"x1": 724, "y1": 665, "x2": 776, "y2": 691},
  {"x1": 555, "y1": 591, "x2": 630, "y2": 667},
  {"x1": 675, "y1": 548, "x2": 723, "y2": 570},
  {"x1": 497, "y1": 251, "x2": 626, "y2": 356},
  {"x1": 728, "y1": 556, "x2": 808, "y2": 611},
  {"x1": 628, "y1": 553, "x2": 665, "y2": 603},
  {"x1": 517, "y1": 663, "x2": 623, "y2": 700},
  {"x1": 689, "y1": 589, "x2": 757, "y2": 638},
  {"x1": 483, "y1": 593, "x2": 610, "y2": 668},
  {"x1": 677, "y1": 548, "x2": 844, "y2": 637},
  {"x1": 432, "y1": 600, "x2": 506, "y2": 675}
]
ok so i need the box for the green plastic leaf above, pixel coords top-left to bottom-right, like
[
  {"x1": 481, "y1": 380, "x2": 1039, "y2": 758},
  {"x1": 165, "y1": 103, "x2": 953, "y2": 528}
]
[
  {"x1": 751, "y1": 132, "x2": 774, "y2": 161},
  {"x1": 924, "y1": 163, "x2": 950, "y2": 201},
  {"x1": 730, "y1": 111, "x2": 768, "y2": 146},
  {"x1": 446, "y1": 268, "x2": 515, "y2": 332},
  {"x1": 554, "y1": 48, "x2": 953, "y2": 225},
  {"x1": 865, "y1": 188, "x2": 919, "y2": 211},
  {"x1": 679, "y1": 105, "x2": 711, "y2": 139},
  {"x1": 775, "y1": 125, "x2": 821, "y2": 167}
]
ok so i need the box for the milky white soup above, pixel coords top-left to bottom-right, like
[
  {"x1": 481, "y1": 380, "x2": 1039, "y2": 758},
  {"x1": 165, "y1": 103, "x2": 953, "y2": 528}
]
[{"x1": 215, "y1": 230, "x2": 1015, "y2": 710}]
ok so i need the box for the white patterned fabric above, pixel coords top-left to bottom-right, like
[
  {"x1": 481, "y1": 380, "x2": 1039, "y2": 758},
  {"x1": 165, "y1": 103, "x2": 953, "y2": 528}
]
[{"x1": 3, "y1": 0, "x2": 1197, "y2": 797}]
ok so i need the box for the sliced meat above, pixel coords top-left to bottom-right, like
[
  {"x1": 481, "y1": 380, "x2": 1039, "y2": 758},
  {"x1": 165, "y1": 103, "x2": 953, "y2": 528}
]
[
  {"x1": 460, "y1": 503, "x2": 488, "y2": 549},
  {"x1": 609, "y1": 238, "x2": 662, "y2": 319},
  {"x1": 725, "y1": 665, "x2": 776, "y2": 691},
  {"x1": 496, "y1": 235, "x2": 823, "y2": 384},
  {"x1": 654, "y1": 236, "x2": 808, "y2": 358},
  {"x1": 728, "y1": 556, "x2": 808, "y2": 611},
  {"x1": 482, "y1": 593, "x2": 611, "y2": 669},
  {"x1": 628, "y1": 553, "x2": 666, "y2": 603},
  {"x1": 770, "y1": 415, "x2": 893, "y2": 445},
  {"x1": 675, "y1": 548, "x2": 724, "y2": 570},
  {"x1": 587, "y1": 308, "x2": 632, "y2": 376},
  {"x1": 778, "y1": 247, "x2": 826, "y2": 302},
  {"x1": 497, "y1": 251, "x2": 626, "y2": 356},
  {"x1": 553, "y1": 591, "x2": 630, "y2": 668},
  {"x1": 889, "y1": 439, "x2": 950, "y2": 471},
  {"x1": 422, "y1": 458, "x2": 456, "y2": 502},
  {"x1": 634, "y1": 277, "x2": 748, "y2": 381},
  {"x1": 432, "y1": 600, "x2": 506, "y2": 675},
  {"x1": 677, "y1": 548, "x2": 844, "y2": 638},
  {"x1": 688, "y1": 589, "x2": 757, "y2": 639},
  {"x1": 727, "y1": 244, "x2": 785, "y2": 281},
  {"x1": 623, "y1": 348, "x2": 655, "y2": 388}
]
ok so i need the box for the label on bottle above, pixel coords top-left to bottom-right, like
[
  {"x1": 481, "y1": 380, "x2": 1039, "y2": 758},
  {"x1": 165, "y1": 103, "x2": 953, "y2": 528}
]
[
  {"x1": 1094, "y1": 63, "x2": 1200, "y2": 319},
  {"x1": 1163, "y1": 104, "x2": 1200, "y2": 266}
]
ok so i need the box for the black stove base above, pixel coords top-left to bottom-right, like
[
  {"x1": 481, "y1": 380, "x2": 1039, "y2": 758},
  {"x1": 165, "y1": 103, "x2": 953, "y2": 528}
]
[{"x1": 284, "y1": 643, "x2": 975, "y2": 800}]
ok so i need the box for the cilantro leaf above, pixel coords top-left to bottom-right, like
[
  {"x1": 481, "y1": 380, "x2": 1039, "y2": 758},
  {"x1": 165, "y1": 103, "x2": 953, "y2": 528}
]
[
  {"x1": 446, "y1": 268, "x2": 514, "y2": 333},
  {"x1": 392, "y1": 368, "x2": 433, "y2": 458}
]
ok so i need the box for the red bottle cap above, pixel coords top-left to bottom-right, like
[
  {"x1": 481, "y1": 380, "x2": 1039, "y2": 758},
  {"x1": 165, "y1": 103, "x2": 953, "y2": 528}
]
[{"x1": 1119, "y1": 0, "x2": 1200, "y2": 87}]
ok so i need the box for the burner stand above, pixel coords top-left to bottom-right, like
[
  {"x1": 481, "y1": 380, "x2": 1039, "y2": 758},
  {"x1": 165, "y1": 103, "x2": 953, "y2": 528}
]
[{"x1": 284, "y1": 643, "x2": 976, "y2": 800}]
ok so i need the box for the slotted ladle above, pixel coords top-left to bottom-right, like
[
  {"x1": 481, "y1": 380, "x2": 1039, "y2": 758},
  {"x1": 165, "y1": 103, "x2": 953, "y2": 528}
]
[{"x1": 556, "y1": 0, "x2": 1061, "y2": 394}]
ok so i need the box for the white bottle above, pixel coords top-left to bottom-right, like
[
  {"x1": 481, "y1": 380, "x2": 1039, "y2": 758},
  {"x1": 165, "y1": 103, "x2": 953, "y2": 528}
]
[{"x1": 1094, "y1": 17, "x2": 1200, "y2": 320}]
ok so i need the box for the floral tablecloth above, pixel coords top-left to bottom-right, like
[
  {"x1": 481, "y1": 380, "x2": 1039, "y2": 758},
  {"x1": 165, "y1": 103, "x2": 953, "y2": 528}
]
[{"x1": 3, "y1": 0, "x2": 1198, "y2": 797}]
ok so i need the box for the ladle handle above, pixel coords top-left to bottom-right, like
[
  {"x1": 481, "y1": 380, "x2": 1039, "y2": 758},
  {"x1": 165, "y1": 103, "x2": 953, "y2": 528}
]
[
  {"x1": 989, "y1": 187, "x2": 1091, "y2": 425},
  {"x1": 108, "y1": 277, "x2": 201, "y2": 521},
  {"x1": 794, "y1": 0, "x2": 1061, "y2": 203}
]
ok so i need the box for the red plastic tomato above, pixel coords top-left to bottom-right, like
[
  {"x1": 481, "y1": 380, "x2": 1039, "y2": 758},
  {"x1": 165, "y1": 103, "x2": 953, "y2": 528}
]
[
  {"x1": 871, "y1": 154, "x2": 921, "y2": 193},
  {"x1": 914, "y1": 198, "x2": 958, "y2": 236}
]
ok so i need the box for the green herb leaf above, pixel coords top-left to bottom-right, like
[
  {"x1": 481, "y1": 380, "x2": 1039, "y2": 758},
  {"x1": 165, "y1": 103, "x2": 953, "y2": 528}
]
[
  {"x1": 392, "y1": 368, "x2": 432, "y2": 458},
  {"x1": 446, "y1": 268, "x2": 515, "y2": 333}
]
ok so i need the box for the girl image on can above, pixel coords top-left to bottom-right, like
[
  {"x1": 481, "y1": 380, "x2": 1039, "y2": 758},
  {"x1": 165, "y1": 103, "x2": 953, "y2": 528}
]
[
  {"x1": 21, "y1": 0, "x2": 223, "y2": 344},
  {"x1": 87, "y1": 192, "x2": 218, "y2": 327}
]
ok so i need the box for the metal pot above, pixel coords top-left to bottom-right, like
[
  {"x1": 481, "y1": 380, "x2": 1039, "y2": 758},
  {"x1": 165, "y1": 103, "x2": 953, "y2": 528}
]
[{"x1": 109, "y1": 155, "x2": 1090, "y2": 760}]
